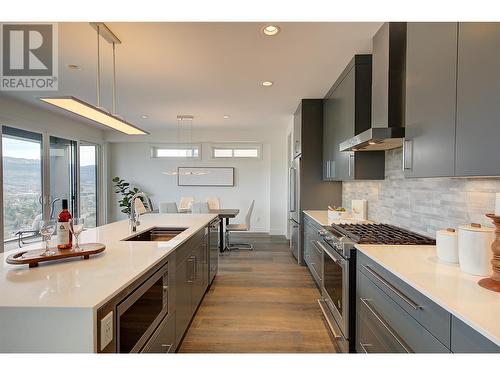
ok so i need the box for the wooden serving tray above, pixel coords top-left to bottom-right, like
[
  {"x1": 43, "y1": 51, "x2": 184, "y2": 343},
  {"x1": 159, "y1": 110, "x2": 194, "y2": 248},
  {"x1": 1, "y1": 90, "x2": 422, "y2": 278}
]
[{"x1": 6, "y1": 243, "x2": 106, "y2": 268}]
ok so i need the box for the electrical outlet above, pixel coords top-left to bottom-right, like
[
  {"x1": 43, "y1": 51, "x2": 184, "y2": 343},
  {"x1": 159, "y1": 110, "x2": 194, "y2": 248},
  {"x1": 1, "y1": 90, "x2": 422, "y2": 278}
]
[{"x1": 100, "y1": 311, "x2": 113, "y2": 350}]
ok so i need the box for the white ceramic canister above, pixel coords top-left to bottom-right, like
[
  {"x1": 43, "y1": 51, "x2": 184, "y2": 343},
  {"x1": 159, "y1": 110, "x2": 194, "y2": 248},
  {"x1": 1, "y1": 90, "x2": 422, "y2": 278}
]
[
  {"x1": 458, "y1": 224, "x2": 494, "y2": 276},
  {"x1": 436, "y1": 228, "x2": 459, "y2": 263}
]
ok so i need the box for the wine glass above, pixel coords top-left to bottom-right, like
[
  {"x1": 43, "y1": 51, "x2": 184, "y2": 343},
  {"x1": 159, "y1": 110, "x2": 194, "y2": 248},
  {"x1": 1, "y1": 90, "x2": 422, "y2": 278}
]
[
  {"x1": 69, "y1": 218, "x2": 85, "y2": 252},
  {"x1": 39, "y1": 219, "x2": 56, "y2": 256}
]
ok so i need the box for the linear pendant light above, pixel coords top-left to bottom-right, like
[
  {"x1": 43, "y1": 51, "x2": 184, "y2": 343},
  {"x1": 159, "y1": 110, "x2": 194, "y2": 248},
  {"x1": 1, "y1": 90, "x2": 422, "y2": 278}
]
[
  {"x1": 41, "y1": 96, "x2": 148, "y2": 135},
  {"x1": 40, "y1": 23, "x2": 148, "y2": 135}
]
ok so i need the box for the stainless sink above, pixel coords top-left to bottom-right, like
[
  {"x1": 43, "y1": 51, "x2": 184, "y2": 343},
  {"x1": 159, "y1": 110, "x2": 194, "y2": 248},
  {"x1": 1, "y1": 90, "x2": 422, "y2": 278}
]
[{"x1": 122, "y1": 227, "x2": 188, "y2": 242}]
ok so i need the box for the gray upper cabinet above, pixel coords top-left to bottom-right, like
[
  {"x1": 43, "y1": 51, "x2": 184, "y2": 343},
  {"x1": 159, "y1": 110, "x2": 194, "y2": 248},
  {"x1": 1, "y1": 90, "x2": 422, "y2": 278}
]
[
  {"x1": 455, "y1": 23, "x2": 500, "y2": 176},
  {"x1": 323, "y1": 55, "x2": 385, "y2": 181},
  {"x1": 404, "y1": 23, "x2": 458, "y2": 178}
]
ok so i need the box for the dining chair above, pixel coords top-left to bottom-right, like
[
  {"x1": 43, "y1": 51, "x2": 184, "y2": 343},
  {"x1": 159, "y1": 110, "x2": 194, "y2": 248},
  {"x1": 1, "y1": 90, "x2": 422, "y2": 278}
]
[
  {"x1": 191, "y1": 202, "x2": 210, "y2": 213},
  {"x1": 226, "y1": 200, "x2": 255, "y2": 250},
  {"x1": 206, "y1": 197, "x2": 220, "y2": 210},
  {"x1": 179, "y1": 197, "x2": 194, "y2": 211},
  {"x1": 159, "y1": 202, "x2": 178, "y2": 213}
]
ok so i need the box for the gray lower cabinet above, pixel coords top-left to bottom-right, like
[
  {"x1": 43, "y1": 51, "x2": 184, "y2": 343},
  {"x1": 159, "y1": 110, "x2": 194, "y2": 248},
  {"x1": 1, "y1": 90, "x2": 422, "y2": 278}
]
[
  {"x1": 303, "y1": 216, "x2": 323, "y2": 287},
  {"x1": 174, "y1": 229, "x2": 209, "y2": 348},
  {"x1": 455, "y1": 22, "x2": 500, "y2": 176},
  {"x1": 356, "y1": 251, "x2": 499, "y2": 353},
  {"x1": 175, "y1": 254, "x2": 192, "y2": 344},
  {"x1": 356, "y1": 269, "x2": 449, "y2": 353},
  {"x1": 451, "y1": 316, "x2": 500, "y2": 353},
  {"x1": 404, "y1": 22, "x2": 457, "y2": 178}
]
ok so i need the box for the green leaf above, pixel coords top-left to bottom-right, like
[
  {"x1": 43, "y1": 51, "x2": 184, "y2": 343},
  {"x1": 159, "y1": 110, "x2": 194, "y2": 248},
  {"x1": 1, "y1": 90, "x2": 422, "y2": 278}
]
[{"x1": 112, "y1": 177, "x2": 120, "y2": 182}]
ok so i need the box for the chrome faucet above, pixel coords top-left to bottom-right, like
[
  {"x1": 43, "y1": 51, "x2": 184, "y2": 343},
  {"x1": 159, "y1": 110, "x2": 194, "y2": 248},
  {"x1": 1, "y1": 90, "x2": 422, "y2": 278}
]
[{"x1": 129, "y1": 191, "x2": 152, "y2": 232}]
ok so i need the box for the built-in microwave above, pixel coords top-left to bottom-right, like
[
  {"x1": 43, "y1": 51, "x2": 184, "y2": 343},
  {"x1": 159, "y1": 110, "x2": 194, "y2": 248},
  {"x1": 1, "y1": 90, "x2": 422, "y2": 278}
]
[{"x1": 117, "y1": 262, "x2": 169, "y2": 353}]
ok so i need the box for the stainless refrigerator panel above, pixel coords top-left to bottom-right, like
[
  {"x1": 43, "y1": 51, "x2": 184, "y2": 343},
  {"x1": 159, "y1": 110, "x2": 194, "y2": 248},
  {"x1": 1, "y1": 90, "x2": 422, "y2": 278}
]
[{"x1": 290, "y1": 157, "x2": 301, "y2": 223}]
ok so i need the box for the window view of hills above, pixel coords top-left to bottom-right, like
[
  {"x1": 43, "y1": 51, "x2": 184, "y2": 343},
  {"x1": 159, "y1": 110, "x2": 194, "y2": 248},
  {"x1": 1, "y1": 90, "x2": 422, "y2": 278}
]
[{"x1": 2, "y1": 156, "x2": 96, "y2": 241}]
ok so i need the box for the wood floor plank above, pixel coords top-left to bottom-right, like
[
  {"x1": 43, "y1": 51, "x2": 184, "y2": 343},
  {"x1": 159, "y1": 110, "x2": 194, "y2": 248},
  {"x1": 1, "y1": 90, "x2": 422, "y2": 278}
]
[{"x1": 178, "y1": 235, "x2": 337, "y2": 353}]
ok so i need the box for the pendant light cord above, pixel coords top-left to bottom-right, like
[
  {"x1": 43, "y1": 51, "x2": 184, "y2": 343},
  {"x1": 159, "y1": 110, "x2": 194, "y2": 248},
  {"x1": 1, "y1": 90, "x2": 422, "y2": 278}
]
[
  {"x1": 96, "y1": 25, "x2": 101, "y2": 107},
  {"x1": 112, "y1": 42, "x2": 117, "y2": 114}
]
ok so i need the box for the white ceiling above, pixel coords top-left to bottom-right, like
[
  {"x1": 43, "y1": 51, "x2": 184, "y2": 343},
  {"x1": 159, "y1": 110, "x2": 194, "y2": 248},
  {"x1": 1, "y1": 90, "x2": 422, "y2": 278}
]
[{"x1": 2, "y1": 22, "x2": 382, "y2": 133}]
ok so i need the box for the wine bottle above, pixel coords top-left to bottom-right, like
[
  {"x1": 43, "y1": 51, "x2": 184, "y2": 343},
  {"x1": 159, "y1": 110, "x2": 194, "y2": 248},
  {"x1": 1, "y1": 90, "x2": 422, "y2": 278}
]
[{"x1": 56, "y1": 199, "x2": 72, "y2": 249}]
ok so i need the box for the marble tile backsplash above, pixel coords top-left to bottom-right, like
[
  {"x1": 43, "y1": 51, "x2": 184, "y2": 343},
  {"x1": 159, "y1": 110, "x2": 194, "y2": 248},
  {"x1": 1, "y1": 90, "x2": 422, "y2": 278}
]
[{"x1": 342, "y1": 148, "x2": 500, "y2": 237}]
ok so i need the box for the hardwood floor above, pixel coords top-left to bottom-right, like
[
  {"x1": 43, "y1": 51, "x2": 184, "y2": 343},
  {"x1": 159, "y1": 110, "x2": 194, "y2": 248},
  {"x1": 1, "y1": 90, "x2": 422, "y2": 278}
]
[{"x1": 179, "y1": 235, "x2": 338, "y2": 353}]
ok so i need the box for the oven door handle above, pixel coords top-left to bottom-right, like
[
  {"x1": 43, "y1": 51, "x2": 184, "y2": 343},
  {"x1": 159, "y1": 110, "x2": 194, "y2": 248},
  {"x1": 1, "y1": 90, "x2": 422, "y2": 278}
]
[
  {"x1": 316, "y1": 240, "x2": 344, "y2": 265},
  {"x1": 318, "y1": 299, "x2": 342, "y2": 340}
]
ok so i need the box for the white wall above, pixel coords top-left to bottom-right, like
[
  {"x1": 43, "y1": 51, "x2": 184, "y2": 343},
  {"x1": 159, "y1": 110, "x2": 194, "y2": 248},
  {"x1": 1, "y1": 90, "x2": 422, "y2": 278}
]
[{"x1": 106, "y1": 127, "x2": 288, "y2": 235}]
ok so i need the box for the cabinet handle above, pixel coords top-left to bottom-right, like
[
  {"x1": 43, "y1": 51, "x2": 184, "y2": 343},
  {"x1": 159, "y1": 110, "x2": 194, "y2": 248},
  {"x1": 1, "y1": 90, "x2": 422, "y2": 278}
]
[
  {"x1": 318, "y1": 298, "x2": 342, "y2": 339},
  {"x1": 187, "y1": 256, "x2": 195, "y2": 283},
  {"x1": 360, "y1": 298, "x2": 411, "y2": 353},
  {"x1": 192, "y1": 256, "x2": 197, "y2": 281},
  {"x1": 326, "y1": 161, "x2": 330, "y2": 178},
  {"x1": 362, "y1": 265, "x2": 421, "y2": 310},
  {"x1": 359, "y1": 342, "x2": 373, "y2": 353},
  {"x1": 348, "y1": 153, "x2": 354, "y2": 177},
  {"x1": 403, "y1": 139, "x2": 413, "y2": 171},
  {"x1": 161, "y1": 344, "x2": 173, "y2": 353}
]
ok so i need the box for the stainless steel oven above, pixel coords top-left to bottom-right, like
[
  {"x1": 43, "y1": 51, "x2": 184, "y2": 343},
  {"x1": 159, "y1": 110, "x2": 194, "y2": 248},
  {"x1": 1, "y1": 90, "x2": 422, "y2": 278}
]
[
  {"x1": 117, "y1": 262, "x2": 169, "y2": 353},
  {"x1": 317, "y1": 239, "x2": 350, "y2": 353}
]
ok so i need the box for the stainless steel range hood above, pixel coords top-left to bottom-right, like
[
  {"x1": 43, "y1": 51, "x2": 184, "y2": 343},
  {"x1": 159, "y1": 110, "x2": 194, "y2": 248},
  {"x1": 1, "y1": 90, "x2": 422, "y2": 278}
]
[{"x1": 340, "y1": 23, "x2": 407, "y2": 152}]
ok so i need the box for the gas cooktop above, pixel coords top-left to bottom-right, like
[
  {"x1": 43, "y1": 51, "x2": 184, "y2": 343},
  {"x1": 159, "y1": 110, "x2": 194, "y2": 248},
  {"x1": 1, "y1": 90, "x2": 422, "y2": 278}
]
[{"x1": 329, "y1": 223, "x2": 436, "y2": 245}]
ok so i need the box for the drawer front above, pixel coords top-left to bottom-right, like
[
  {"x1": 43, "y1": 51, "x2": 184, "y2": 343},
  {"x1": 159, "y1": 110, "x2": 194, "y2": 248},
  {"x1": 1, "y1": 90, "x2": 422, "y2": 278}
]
[
  {"x1": 357, "y1": 270, "x2": 449, "y2": 353},
  {"x1": 356, "y1": 309, "x2": 408, "y2": 353},
  {"x1": 304, "y1": 217, "x2": 324, "y2": 285},
  {"x1": 141, "y1": 313, "x2": 175, "y2": 353},
  {"x1": 309, "y1": 240, "x2": 323, "y2": 284},
  {"x1": 451, "y1": 316, "x2": 500, "y2": 353},
  {"x1": 357, "y1": 251, "x2": 451, "y2": 347}
]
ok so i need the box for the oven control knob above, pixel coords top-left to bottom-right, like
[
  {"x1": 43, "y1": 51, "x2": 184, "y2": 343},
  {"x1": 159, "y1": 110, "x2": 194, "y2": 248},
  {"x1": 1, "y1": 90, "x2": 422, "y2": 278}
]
[
  {"x1": 318, "y1": 229, "x2": 328, "y2": 236},
  {"x1": 325, "y1": 236, "x2": 335, "y2": 242}
]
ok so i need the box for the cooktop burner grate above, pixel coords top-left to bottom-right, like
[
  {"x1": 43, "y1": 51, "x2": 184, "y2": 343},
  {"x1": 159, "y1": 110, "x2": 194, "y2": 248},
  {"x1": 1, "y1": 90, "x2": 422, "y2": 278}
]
[{"x1": 330, "y1": 223, "x2": 436, "y2": 245}]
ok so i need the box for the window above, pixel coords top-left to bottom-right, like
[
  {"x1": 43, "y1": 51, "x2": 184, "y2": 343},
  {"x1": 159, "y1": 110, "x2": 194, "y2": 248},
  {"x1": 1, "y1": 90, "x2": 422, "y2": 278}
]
[
  {"x1": 80, "y1": 143, "x2": 98, "y2": 228},
  {"x1": 151, "y1": 144, "x2": 201, "y2": 159},
  {"x1": 2, "y1": 126, "x2": 43, "y2": 242},
  {"x1": 211, "y1": 144, "x2": 262, "y2": 159}
]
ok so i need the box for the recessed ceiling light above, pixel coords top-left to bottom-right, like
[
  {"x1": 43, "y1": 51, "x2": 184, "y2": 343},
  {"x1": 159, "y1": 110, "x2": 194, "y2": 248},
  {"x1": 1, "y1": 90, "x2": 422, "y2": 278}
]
[
  {"x1": 262, "y1": 25, "x2": 280, "y2": 36},
  {"x1": 262, "y1": 81, "x2": 273, "y2": 87},
  {"x1": 67, "y1": 64, "x2": 81, "y2": 70},
  {"x1": 223, "y1": 115, "x2": 230, "y2": 119},
  {"x1": 141, "y1": 115, "x2": 148, "y2": 119}
]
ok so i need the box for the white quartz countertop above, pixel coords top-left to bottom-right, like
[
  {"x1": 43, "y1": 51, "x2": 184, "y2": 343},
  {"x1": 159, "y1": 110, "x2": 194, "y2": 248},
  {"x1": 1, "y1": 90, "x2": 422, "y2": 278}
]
[
  {"x1": 0, "y1": 213, "x2": 217, "y2": 310},
  {"x1": 303, "y1": 210, "x2": 371, "y2": 226},
  {"x1": 356, "y1": 244, "x2": 500, "y2": 346}
]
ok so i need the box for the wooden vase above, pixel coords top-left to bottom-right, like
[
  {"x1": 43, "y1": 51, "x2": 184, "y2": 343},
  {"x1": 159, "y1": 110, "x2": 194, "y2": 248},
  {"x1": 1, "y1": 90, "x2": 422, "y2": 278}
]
[{"x1": 478, "y1": 214, "x2": 500, "y2": 292}]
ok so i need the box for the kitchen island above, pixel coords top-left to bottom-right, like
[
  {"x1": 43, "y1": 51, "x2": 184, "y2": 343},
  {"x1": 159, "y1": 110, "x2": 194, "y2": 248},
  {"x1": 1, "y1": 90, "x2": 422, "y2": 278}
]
[{"x1": 0, "y1": 213, "x2": 217, "y2": 353}]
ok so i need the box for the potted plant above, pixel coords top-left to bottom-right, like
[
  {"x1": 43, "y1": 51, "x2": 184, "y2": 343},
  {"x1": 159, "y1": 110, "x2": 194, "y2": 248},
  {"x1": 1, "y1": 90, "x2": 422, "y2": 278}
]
[{"x1": 112, "y1": 176, "x2": 143, "y2": 217}]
